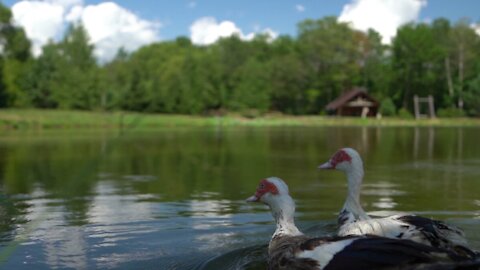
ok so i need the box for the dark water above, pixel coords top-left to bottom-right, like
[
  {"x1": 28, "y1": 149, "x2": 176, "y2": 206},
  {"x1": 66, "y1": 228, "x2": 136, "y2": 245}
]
[{"x1": 0, "y1": 126, "x2": 479, "y2": 269}]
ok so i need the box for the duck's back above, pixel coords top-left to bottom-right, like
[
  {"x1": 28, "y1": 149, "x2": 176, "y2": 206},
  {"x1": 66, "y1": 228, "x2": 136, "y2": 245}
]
[
  {"x1": 338, "y1": 214, "x2": 471, "y2": 255},
  {"x1": 268, "y1": 234, "x2": 468, "y2": 270}
]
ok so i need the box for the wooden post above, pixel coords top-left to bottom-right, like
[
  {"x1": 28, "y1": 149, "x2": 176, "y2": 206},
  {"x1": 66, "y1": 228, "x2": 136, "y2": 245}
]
[
  {"x1": 428, "y1": 95, "x2": 436, "y2": 118},
  {"x1": 414, "y1": 95, "x2": 420, "y2": 119},
  {"x1": 414, "y1": 95, "x2": 435, "y2": 119},
  {"x1": 361, "y1": 107, "x2": 369, "y2": 118}
]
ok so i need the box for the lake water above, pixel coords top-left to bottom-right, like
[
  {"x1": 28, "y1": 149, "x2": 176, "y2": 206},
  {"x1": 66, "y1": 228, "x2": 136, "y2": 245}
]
[{"x1": 0, "y1": 126, "x2": 479, "y2": 269}]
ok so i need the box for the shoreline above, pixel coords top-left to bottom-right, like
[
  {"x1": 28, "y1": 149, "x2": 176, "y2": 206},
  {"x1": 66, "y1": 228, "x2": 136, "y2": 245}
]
[{"x1": 0, "y1": 109, "x2": 479, "y2": 131}]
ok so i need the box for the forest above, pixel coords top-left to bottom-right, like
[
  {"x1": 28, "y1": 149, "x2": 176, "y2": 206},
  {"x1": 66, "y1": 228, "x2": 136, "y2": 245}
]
[{"x1": 0, "y1": 4, "x2": 479, "y2": 117}]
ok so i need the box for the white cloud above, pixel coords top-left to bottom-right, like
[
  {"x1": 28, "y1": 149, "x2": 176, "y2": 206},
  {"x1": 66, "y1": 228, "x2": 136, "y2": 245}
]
[
  {"x1": 10, "y1": 0, "x2": 160, "y2": 62},
  {"x1": 190, "y1": 17, "x2": 278, "y2": 45},
  {"x1": 190, "y1": 17, "x2": 242, "y2": 45},
  {"x1": 296, "y1": 4, "x2": 305, "y2": 12},
  {"x1": 11, "y1": 1, "x2": 66, "y2": 56},
  {"x1": 46, "y1": 0, "x2": 83, "y2": 9},
  {"x1": 73, "y1": 2, "x2": 160, "y2": 62},
  {"x1": 65, "y1": 5, "x2": 84, "y2": 22},
  {"x1": 338, "y1": 0, "x2": 427, "y2": 44},
  {"x1": 260, "y1": 28, "x2": 279, "y2": 42},
  {"x1": 472, "y1": 24, "x2": 480, "y2": 36}
]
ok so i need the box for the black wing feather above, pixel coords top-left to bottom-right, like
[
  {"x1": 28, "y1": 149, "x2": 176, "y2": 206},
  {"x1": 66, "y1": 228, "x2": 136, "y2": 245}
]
[{"x1": 324, "y1": 236, "x2": 453, "y2": 270}]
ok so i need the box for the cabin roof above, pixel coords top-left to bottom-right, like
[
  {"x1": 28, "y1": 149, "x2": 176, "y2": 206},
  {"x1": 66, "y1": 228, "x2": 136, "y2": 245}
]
[{"x1": 326, "y1": 87, "x2": 379, "y2": 111}]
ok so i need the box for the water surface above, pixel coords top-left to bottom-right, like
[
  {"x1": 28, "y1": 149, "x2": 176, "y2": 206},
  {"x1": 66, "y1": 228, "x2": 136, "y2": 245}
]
[{"x1": 0, "y1": 126, "x2": 479, "y2": 269}]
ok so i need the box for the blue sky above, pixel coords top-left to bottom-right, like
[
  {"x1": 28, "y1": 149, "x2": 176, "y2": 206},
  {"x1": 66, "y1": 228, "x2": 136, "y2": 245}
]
[
  {"x1": 141, "y1": 0, "x2": 476, "y2": 39},
  {"x1": 3, "y1": 0, "x2": 479, "y2": 61},
  {"x1": 110, "y1": 0, "x2": 342, "y2": 39}
]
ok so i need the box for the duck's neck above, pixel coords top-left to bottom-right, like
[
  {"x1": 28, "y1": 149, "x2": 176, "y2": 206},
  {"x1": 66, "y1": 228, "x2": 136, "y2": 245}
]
[
  {"x1": 270, "y1": 195, "x2": 302, "y2": 241},
  {"x1": 341, "y1": 163, "x2": 369, "y2": 223}
]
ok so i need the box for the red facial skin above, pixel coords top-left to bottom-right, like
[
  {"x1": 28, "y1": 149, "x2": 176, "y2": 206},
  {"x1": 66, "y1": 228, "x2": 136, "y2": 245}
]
[
  {"x1": 329, "y1": 150, "x2": 352, "y2": 169},
  {"x1": 254, "y1": 179, "x2": 279, "y2": 199}
]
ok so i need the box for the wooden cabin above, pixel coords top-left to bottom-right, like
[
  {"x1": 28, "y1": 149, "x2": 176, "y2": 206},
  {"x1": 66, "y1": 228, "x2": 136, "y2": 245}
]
[{"x1": 325, "y1": 88, "x2": 379, "y2": 117}]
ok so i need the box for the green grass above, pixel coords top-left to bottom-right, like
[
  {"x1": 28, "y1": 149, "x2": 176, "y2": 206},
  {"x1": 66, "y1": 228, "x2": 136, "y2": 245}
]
[{"x1": 0, "y1": 109, "x2": 479, "y2": 131}]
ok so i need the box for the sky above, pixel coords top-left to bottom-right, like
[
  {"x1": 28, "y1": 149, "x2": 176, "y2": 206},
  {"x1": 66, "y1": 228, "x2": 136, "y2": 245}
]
[{"x1": 2, "y1": 0, "x2": 479, "y2": 62}]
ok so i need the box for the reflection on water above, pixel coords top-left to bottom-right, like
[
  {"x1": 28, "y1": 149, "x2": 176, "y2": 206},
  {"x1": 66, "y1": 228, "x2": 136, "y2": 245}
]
[
  {"x1": 372, "y1": 197, "x2": 398, "y2": 209},
  {"x1": 196, "y1": 245, "x2": 268, "y2": 270},
  {"x1": 0, "y1": 127, "x2": 479, "y2": 269},
  {"x1": 362, "y1": 182, "x2": 404, "y2": 209}
]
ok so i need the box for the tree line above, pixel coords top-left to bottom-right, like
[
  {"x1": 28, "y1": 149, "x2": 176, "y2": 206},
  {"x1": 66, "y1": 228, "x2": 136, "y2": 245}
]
[{"x1": 1, "y1": 4, "x2": 479, "y2": 116}]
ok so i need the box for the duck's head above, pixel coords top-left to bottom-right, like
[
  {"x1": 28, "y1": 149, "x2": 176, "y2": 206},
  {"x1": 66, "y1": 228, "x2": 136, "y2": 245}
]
[
  {"x1": 246, "y1": 177, "x2": 289, "y2": 205},
  {"x1": 246, "y1": 177, "x2": 301, "y2": 238},
  {"x1": 318, "y1": 148, "x2": 362, "y2": 173}
]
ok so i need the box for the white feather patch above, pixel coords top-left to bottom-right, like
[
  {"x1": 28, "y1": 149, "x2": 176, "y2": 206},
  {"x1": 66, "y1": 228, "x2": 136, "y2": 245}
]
[
  {"x1": 339, "y1": 216, "x2": 405, "y2": 237},
  {"x1": 297, "y1": 239, "x2": 355, "y2": 270}
]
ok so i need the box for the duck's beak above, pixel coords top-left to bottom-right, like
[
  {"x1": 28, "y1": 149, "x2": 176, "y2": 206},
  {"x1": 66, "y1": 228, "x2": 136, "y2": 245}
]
[
  {"x1": 246, "y1": 195, "x2": 259, "y2": 202},
  {"x1": 318, "y1": 161, "x2": 333, "y2": 169}
]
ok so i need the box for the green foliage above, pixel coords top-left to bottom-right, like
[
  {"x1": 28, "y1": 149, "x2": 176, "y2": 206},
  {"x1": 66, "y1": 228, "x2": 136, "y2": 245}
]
[
  {"x1": 361, "y1": 30, "x2": 391, "y2": 98},
  {"x1": 239, "y1": 109, "x2": 263, "y2": 119},
  {"x1": 437, "y1": 107, "x2": 466, "y2": 117},
  {"x1": 392, "y1": 23, "x2": 443, "y2": 110},
  {"x1": 305, "y1": 89, "x2": 321, "y2": 114},
  {"x1": 269, "y1": 36, "x2": 306, "y2": 114},
  {"x1": 380, "y1": 98, "x2": 396, "y2": 116},
  {"x1": 391, "y1": 18, "x2": 480, "y2": 113},
  {"x1": 0, "y1": 2, "x2": 478, "y2": 118},
  {"x1": 54, "y1": 25, "x2": 98, "y2": 109},
  {"x1": 297, "y1": 17, "x2": 363, "y2": 111},
  {"x1": 22, "y1": 25, "x2": 98, "y2": 109},
  {"x1": 229, "y1": 58, "x2": 271, "y2": 111},
  {"x1": 0, "y1": 3, "x2": 31, "y2": 107},
  {"x1": 22, "y1": 43, "x2": 62, "y2": 108},
  {"x1": 463, "y1": 74, "x2": 480, "y2": 116},
  {"x1": 398, "y1": 108, "x2": 414, "y2": 119}
]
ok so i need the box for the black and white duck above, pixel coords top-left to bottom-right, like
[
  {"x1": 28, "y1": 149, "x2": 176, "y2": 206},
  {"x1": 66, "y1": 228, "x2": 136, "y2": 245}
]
[
  {"x1": 318, "y1": 148, "x2": 476, "y2": 258},
  {"x1": 246, "y1": 176, "x2": 476, "y2": 270}
]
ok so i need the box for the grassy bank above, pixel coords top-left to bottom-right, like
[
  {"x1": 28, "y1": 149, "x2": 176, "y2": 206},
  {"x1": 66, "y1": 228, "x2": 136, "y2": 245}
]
[{"x1": 0, "y1": 109, "x2": 479, "y2": 130}]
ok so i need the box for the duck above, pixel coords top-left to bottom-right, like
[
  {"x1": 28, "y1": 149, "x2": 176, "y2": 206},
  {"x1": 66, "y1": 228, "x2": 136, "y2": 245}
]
[
  {"x1": 318, "y1": 148, "x2": 476, "y2": 258},
  {"x1": 246, "y1": 177, "x2": 476, "y2": 270}
]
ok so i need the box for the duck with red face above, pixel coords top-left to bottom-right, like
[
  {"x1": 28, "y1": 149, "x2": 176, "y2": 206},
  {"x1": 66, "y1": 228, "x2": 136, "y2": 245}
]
[
  {"x1": 246, "y1": 177, "x2": 476, "y2": 270},
  {"x1": 319, "y1": 148, "x2": 477, "y2": 259}
]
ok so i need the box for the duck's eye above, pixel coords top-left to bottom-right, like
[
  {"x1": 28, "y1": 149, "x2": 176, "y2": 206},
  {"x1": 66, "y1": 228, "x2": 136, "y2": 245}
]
[{"x1": 259, "y1": 183, "x2": 265, "y2": 189}]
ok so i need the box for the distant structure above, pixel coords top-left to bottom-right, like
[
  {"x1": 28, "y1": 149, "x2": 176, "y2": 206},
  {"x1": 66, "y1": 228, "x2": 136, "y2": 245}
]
[
  {"x1": 413, "y1": 95, "x2": 436, "y2": 119},
  {"x1": 326, "y1": 87, "x2": 379, "y2": 117}
]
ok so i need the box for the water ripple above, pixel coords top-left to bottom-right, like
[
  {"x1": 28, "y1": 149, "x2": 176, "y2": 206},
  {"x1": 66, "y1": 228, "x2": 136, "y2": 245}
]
[{"x1": 195, "y1": 245, "x2": 268, "y2": 270}]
